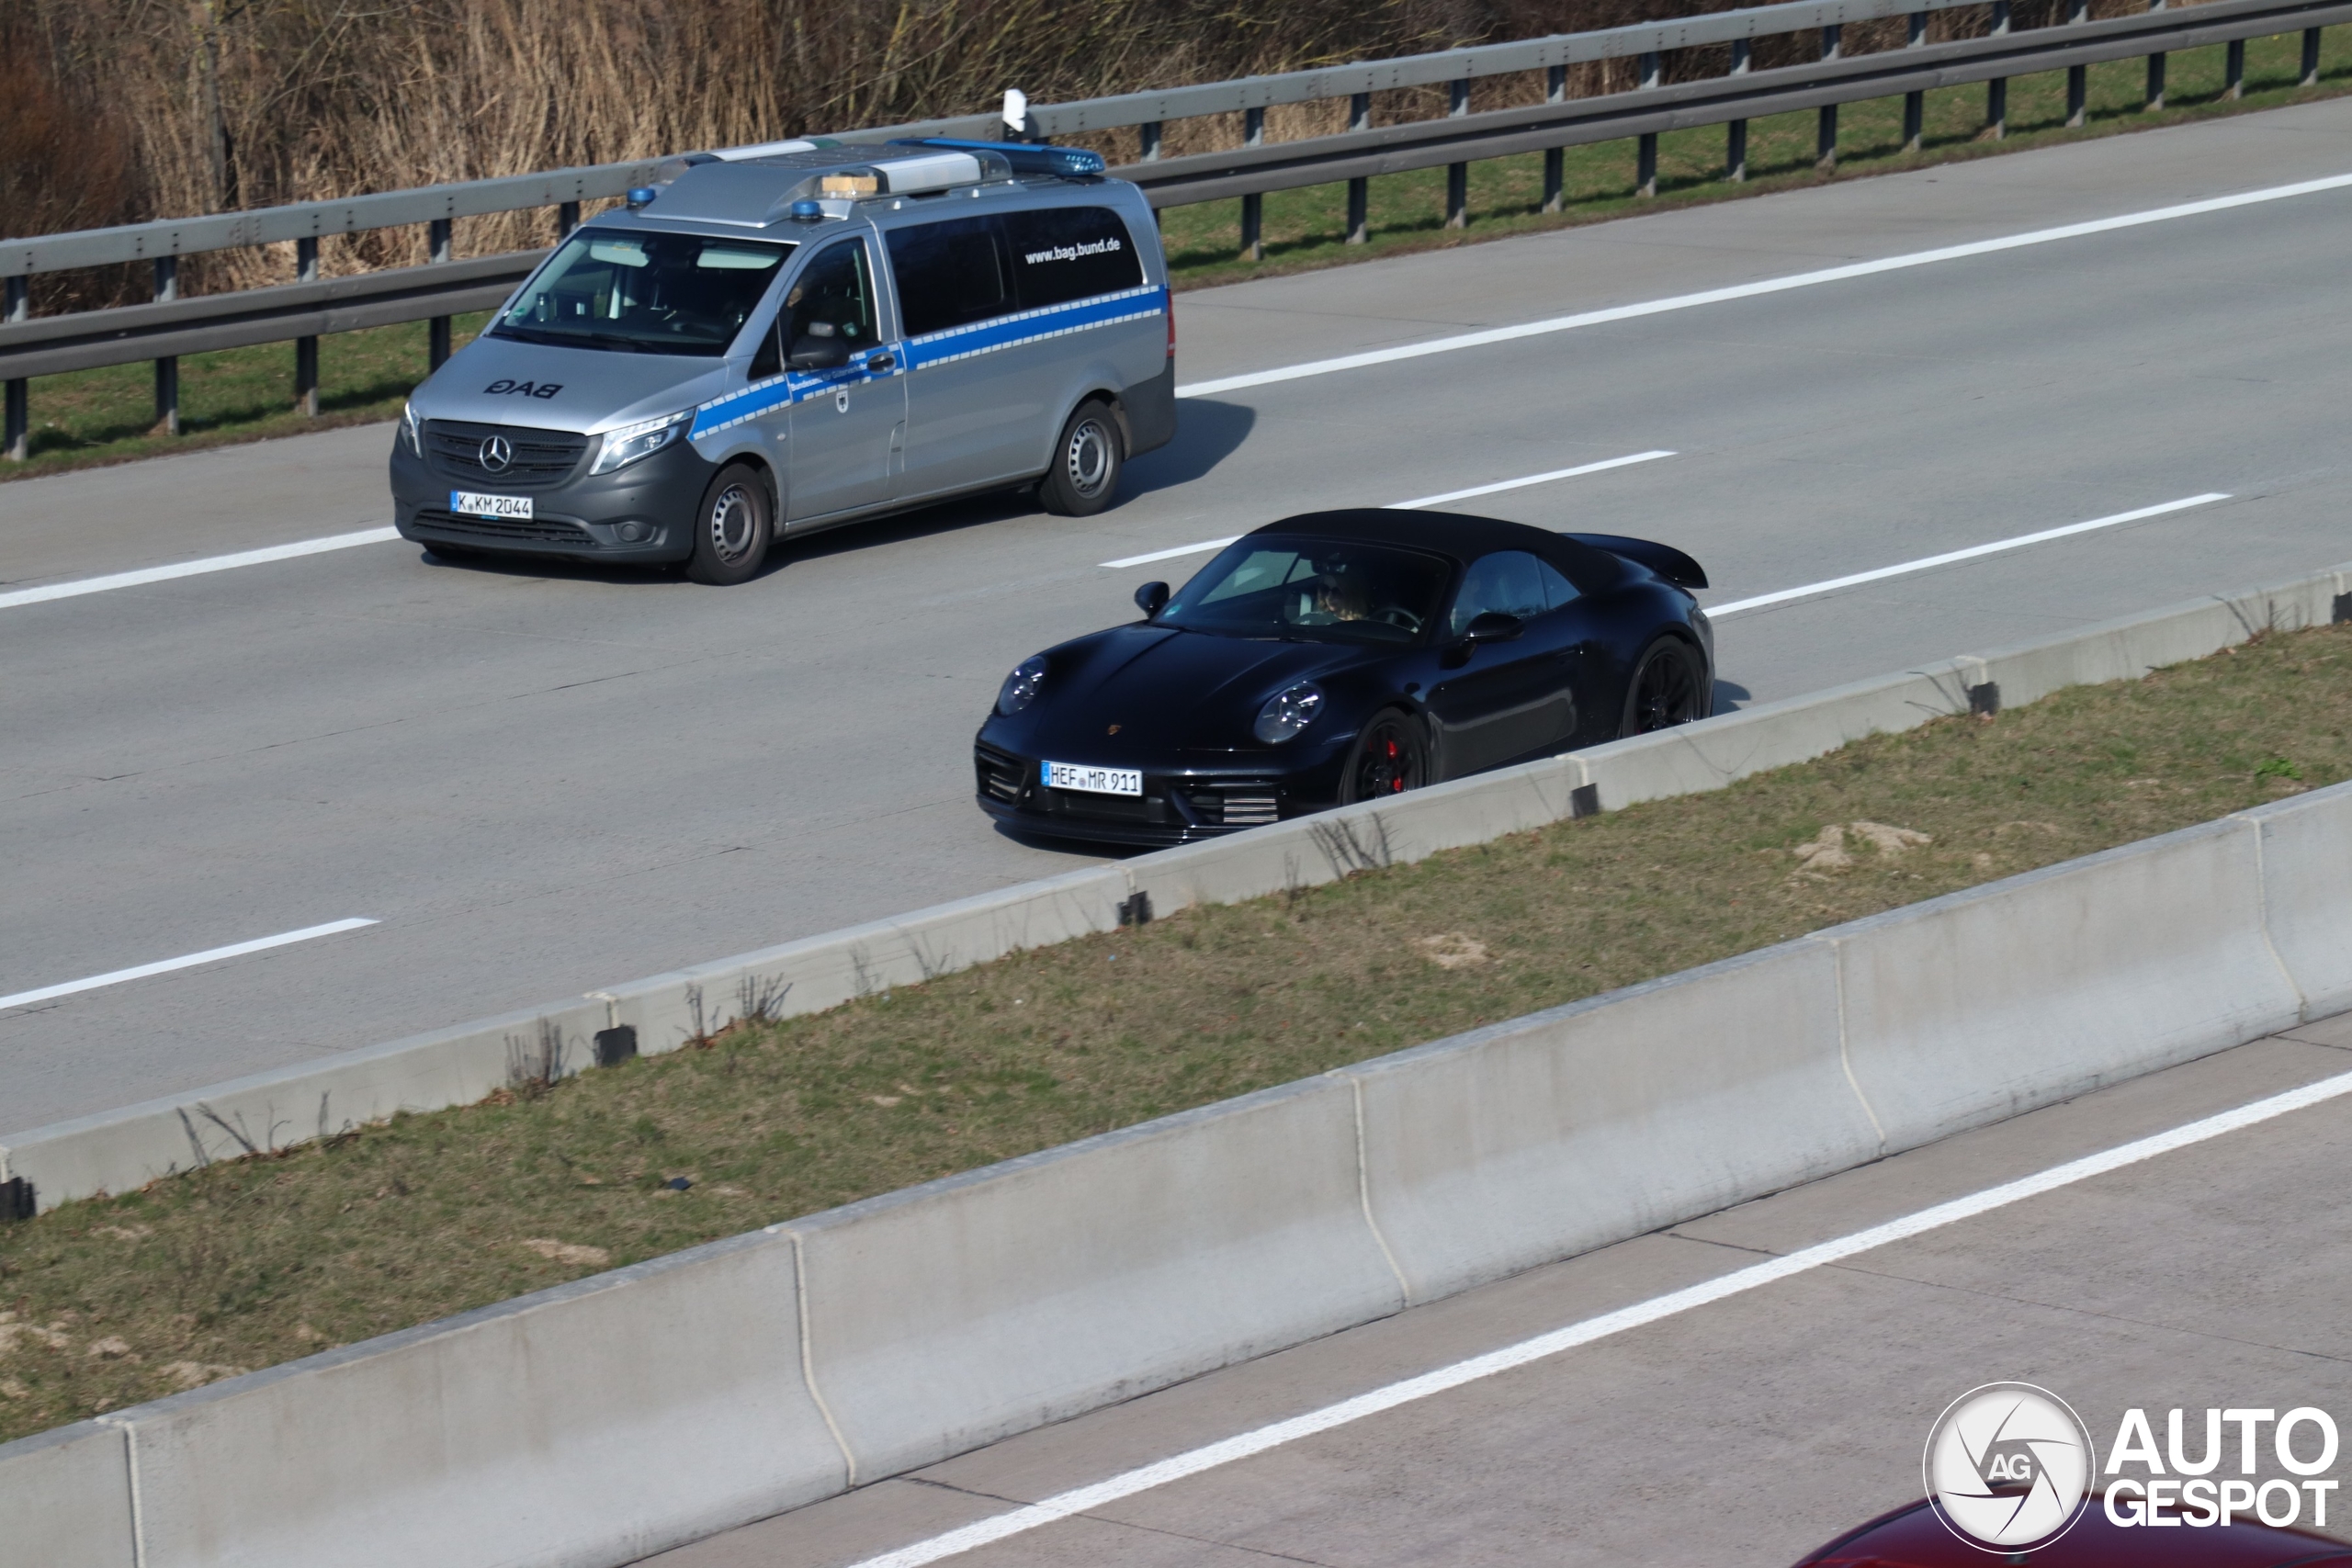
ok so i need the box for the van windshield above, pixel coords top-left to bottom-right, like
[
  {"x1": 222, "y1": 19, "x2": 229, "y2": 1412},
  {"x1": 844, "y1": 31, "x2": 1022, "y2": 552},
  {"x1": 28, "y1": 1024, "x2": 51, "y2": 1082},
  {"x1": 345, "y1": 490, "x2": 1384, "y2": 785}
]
[
  {"x1": 492, "y1": 231, "x2": 794, "y2": 355},
  {"x1": 1159, "y1": 538, "x2": 1452, "y2": 646}
]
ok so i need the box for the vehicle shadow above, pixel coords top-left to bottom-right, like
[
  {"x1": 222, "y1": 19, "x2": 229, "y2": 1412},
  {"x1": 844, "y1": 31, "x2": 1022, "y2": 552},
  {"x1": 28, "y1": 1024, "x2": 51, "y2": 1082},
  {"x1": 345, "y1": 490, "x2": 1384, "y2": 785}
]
[
  {"x1": 1120, "y1": 398, "x2": 1255, "y2": 497},
  {"x1": 1712, "y1": 677, "x2": 1753, "y2": 716}
]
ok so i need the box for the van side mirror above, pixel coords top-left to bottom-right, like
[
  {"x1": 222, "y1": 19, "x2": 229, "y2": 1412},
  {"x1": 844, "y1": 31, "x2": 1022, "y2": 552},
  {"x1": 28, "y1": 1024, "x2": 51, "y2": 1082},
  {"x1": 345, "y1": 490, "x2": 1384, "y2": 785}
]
[
  {"x1": 787, "y1": 333, "x2": 850, "y2": 371},
  {"x1": 1135, "y1": 581, "x2": 1170, "y2": 618},
  {"x1": 1461, "y1": 611, "x2": 1523, "y2": 645}
]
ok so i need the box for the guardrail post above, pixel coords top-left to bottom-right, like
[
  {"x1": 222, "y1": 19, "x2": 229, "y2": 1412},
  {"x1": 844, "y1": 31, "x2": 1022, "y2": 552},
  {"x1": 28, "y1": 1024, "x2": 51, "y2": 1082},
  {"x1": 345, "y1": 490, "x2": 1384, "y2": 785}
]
[
  {"x1": 1727, "y1": 39, "x2": 1751, "y2": 182},
  {"x1": 1635, "y1": 52, "x2": 1660, "y2": 199},
  {"x1": 1136, "y1": 122, "x2": 1160, "y2": 163},
  {"x1": 558, "y1": 200, "x2": 582, "y2": 235},
  {"x1": 427, "y1": 217, "x2": 453, "y2": 367},
  {"x1": 2303, "y1": 25, "x2": 2323, "y2": 85},
  {"x1": 2067, "y1": 0, "x2": 2089, "y2": 126},
  {"x1": 1543, "y1": 69, "x2": 1566, "y2": 211},
  {"x1": 153, "y1": 256, "x2": 179, "y2": 436},
  {"x1": 4, "y1": 275, "x2": 26, "y2": 462},
  {"x1": 1446, "y1": 78, "x2": 1471, "y2": 227},
  {"x1": 294, "y1": 236, "x2": 320, "y2": 418},
  {"x1": 1817, "y1": 26, "x2": 1841, "y2": 173},
  {"x1": 2145, "y1": 0, "x2": 2167, "y2": 110},
  {"x1": 1987, "y1": 0, "x2": 2010, "y2": 139},
  {"x1": 1347, "y1": 93, "x2": 1374, "y2": 240},
  {"x1": 2226, "y1": 37, "x2": 2246, "y2": 97},
  {"x1": 1905, "y1": 11, "x2": 1928, "y2": 152},
  {"x1": 1240, "y1": 107, "x2": 1265, "y2": 260}
]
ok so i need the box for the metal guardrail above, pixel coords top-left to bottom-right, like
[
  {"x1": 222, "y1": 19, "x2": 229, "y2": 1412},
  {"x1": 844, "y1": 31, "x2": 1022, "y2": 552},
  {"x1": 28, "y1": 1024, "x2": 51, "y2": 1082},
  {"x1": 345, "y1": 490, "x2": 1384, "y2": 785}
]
[{"x1": 0, "y1": 0, "x2": 2336, "y2": 460}]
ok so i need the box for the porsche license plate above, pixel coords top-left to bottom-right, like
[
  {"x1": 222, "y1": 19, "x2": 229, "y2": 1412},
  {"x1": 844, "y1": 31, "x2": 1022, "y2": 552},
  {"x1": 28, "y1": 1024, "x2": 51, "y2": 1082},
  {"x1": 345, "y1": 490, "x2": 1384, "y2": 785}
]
[
  {"x1": 1044, "y1": 761, "x2": 1142, "y2": 797},
  {"x1": 450, "y1": 490, "x2": 532, "y2": 520}
]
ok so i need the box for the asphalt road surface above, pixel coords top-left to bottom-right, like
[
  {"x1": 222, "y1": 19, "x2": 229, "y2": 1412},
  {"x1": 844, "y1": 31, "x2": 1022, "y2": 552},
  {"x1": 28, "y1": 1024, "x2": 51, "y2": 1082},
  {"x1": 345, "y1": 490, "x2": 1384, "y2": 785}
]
[
  {"x1": 9, "y1": 98, "x2": 2352, "y2": 1134},
  {"x1": 640, "y1": 1012, "x2": 2352, "y2": 1568}
]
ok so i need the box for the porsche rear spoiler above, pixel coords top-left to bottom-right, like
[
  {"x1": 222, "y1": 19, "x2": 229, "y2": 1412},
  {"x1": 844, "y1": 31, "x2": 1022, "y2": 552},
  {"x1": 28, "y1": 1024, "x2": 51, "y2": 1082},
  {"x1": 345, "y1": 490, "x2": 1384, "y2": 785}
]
[{"x1": 1566, "y1": 533, "x2": 1708, "y2": 591}]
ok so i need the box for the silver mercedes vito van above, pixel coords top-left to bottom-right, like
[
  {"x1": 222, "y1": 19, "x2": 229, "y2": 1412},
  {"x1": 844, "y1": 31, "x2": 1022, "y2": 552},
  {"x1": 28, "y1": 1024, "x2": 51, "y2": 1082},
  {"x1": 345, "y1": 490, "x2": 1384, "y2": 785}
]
[{"x1": 389, "y1": 140, "x2": 1175, "y2": 584}]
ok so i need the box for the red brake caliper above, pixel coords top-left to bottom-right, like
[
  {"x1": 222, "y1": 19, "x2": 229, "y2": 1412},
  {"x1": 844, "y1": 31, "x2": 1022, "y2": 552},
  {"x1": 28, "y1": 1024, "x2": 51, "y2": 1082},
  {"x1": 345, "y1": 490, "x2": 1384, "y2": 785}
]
[{"x1": 1385, "y1": 737, "x2": 1403, "y2": 792}]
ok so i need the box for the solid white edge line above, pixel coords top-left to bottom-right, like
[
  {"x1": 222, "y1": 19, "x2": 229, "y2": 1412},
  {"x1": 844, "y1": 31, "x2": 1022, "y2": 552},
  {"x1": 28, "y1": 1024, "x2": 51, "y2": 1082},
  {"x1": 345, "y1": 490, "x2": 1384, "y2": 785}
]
[
  {"x1": 0, "y1": 919, "x2": 380, "y2": 1011},
  {"x1": 1172, "y1": 171, "x2": 2352, "y2": 400},
  {"x1": 1708, "y1": 493, "x2": 2233, "y2": 618},
  {"x1": 1385, "y1": 449, "x2": 1678, "y2": 510},
  {"x1": 1098, "y1": 536, "x2": 1241, "y2": 570},
  {"x1": 0, "y1": 527, "x2": 403, "y2": 612},
  {"x1": 846, "y1": 1064, "x2": 2352, "y2": 1568}
]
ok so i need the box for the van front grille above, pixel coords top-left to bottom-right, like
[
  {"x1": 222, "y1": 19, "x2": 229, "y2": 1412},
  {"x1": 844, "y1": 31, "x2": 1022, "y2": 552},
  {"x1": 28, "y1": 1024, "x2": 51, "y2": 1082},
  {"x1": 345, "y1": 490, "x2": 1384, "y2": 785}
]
[
  {"x1": 424, "y1": 421, "x2": 590, "y2": 488},
  {"x1": 415, "y1": 509, "x2": 594, "y2": 545}
]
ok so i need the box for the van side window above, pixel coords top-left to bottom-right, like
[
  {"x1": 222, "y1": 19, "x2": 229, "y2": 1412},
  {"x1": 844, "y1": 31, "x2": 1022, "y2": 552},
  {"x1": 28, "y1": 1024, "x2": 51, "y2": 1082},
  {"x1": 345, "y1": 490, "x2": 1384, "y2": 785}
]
[
  {"x1": 888, "y1": 218, "x2": 1012, "y2": 337},
  {"x1": 1001, "y1": 207, "x2": 1144, "y2": 310},
  {"x1": 785, "y1": 239, "x2": 876, "y2": 351}
]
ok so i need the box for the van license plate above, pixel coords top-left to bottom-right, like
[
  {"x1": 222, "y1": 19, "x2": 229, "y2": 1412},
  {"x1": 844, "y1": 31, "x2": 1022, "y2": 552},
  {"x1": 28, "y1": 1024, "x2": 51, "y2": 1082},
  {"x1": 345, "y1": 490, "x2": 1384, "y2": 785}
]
[
  {"x1": 1045, "y1": 761, "x2": 1142, "y2": 796},
  {"x1": 450, "y1": 491, "x2": 532, "y2": 520}
]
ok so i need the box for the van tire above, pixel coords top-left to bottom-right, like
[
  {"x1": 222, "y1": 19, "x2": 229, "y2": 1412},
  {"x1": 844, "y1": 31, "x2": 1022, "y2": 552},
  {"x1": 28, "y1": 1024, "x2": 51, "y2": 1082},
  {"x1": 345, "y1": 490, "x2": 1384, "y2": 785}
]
[
  {"x1": 684, "y1": 464, "x2": 774, "y2": 586},
  {"x1": 1039, "y1": 400, "x2": 1123, "y2": 517}
]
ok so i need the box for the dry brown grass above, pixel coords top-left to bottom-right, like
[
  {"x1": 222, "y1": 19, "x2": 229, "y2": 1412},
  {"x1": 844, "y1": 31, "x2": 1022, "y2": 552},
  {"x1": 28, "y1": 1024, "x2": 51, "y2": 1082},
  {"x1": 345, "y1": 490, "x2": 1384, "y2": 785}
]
[
  {"x1": 2, "y1": 0, "x2": 2204, "y2": 311},
  {"x1": 2, "y1": 623, "x2": 2349, "y2": 1442}
]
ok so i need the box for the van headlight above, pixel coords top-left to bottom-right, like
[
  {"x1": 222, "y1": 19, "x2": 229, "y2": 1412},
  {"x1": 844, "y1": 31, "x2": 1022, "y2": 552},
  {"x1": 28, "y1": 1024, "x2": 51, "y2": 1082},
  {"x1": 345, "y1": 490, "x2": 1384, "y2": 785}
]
[
  {"x1": 1253, "y1": 682, "x2": 1323, "y2": 744},
  {"x1": 998, "y1": 654, "x2": 1048, "y2": 715},
  {"x1": 400, "y1": 400, "x2": 424, "y2": 457},
  {"x1": 590, "y1": 411, "x2": 692, "y2": 475}
]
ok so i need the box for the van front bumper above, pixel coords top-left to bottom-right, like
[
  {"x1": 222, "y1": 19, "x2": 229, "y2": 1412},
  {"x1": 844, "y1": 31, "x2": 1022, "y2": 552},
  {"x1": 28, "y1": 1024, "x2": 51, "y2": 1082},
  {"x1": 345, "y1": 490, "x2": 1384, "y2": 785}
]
[{"x1": 389, "y1": 431, "x2": 718, "y2": 563}]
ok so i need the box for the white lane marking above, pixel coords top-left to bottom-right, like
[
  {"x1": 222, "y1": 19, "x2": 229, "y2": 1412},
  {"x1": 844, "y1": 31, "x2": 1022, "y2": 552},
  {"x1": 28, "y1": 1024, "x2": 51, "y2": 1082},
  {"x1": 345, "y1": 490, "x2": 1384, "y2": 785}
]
[
  {"x1": 1174, "y1": 171, "x2": 2352, "y2": 400},
  {"x1": 1385, "y1": 449, "x2": 1677, "y2": 510},
  {"x1": 0, "y1": 527, "x2": 402, "y2": 613},
  {"x1": 1100, "y1": 449, "x2": 1679, "y2": 569},
  {"x1": 845, "y1": 1064, "x2": 2352, "y2": 1568},
  {"x1": 1707, "y1": 492, "x2": 2232, "y2": 618},
  {"x1": 0, "y1": 919, "x2": 379, "y2": 1011},
  {"x1": 1099, "y1": 536, "x2": 1242, "y2": 570}
]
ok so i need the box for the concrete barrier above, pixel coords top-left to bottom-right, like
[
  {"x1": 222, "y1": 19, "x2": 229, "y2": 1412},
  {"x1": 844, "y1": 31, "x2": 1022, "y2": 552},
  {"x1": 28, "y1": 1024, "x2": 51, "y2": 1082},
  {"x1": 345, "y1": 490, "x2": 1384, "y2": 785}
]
[
  {"x1": 0, "y1": 1420, "x2": 132, "y2": 1568},
  {"x1": 98, "y1": 1228, "x2": 842, "y2": 1568},
  {"x1": 2238, "y1": 784, "x2": 2352, "y2": 1021},
  {"x1": 1832, "y1": 817, "x2": 2306, "y2": 1152},
  {"x1": 1958, "y1": 567, "x2": 2349, "y2": 712},
  {"x1": 1576, "y1": 663, "x2": 1971, "y2": 812},
  {"x1": 788, "y1": 1073, "x2": 1404, "y2": 1481},
  {"x1": 1344, "y1": 938, "x2": 1875, "y2": 1304},
  {"x1": 9, "y1": 778, "x2": 2352, "y2": 1568},
  {"x1": 6, "y1": 561, "x2": 2347, "y2": 1215}
]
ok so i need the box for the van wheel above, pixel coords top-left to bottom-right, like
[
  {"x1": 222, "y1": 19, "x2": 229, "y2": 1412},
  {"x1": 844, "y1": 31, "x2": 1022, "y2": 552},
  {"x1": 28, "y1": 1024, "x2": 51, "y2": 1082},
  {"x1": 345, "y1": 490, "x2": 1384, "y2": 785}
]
[
  {"x1": 684, "y1": 464, "x2": 773, "y2": 586},
  {"x1": 1039, "y1": 400, "x2": 1123, "y2": 517}
]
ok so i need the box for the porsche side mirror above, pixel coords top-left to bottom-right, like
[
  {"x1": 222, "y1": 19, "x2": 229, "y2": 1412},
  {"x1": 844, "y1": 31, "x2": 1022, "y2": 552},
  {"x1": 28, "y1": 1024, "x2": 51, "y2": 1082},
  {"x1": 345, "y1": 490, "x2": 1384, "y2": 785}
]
[
  {"x1": 1135, "y1": 580, "x2": 1170, "y2": 618},
  {"x1": 787, "y1": 333, "x2": 850, "y2": 372},
  {"x1": 1462, "y1": 611, "x2": 1524, "y2": 645}
]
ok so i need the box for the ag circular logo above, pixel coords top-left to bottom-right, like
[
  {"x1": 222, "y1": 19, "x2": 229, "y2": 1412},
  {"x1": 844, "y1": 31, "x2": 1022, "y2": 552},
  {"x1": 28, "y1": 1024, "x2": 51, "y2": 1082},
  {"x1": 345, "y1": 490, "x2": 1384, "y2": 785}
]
[{"x1": 1924, "y1": 1382, "x2": 2096, "y2": 1551}]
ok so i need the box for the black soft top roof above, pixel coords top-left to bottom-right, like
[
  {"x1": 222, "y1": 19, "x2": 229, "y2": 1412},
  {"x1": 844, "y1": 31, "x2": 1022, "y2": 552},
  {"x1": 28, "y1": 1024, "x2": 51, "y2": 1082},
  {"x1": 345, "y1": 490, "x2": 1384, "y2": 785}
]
[{"x1": 1249, "y1": 508, "x2": 1629, "y2": 591}]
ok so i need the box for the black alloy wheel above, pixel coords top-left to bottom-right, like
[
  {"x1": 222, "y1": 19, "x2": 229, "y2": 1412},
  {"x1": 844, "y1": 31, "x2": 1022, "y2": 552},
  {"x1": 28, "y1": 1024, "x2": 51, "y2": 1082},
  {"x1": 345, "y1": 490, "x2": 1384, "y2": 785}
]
[
  {"x1": 1340, "y1": 709, "x2": 1430, "y2": 804},
  {"x1": 684, "y1": 463, "x2": 774, "y2": 586},
  {"x1": 1620, "y1": 637, "x2": 1708, "y2": 736},
  {"x1": 1038, "y1": 400, "x2": 1124, "y2": 517}
]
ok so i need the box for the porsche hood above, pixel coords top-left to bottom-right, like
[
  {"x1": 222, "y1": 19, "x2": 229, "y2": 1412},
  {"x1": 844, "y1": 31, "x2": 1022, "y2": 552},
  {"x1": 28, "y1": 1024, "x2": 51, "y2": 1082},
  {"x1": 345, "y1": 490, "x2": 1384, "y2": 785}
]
[{"x1": 1001, "y1": 625, "x2": 1363, "y2": 756}]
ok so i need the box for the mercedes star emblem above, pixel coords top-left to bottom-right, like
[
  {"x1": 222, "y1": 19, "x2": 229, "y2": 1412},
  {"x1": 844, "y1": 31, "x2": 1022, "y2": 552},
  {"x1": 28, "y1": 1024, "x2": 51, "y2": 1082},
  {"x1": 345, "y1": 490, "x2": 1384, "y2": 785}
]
[{"x1": 479, "y1": 434, "x2": 513, "y2": 472}]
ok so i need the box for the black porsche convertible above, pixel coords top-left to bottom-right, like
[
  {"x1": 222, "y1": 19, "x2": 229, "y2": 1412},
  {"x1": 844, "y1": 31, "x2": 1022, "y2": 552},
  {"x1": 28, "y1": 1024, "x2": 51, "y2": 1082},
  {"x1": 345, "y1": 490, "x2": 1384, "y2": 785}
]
[{"x1": 973, "y1": 508, "x2": 1713, "y2": 846}]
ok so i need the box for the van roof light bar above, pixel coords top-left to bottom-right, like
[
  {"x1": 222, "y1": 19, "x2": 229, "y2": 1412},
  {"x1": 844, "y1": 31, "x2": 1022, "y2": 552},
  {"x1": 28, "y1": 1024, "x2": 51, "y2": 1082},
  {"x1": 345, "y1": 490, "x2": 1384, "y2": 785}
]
[{"x1": 891, "y1": 138, "x2": 1106, "y2": 179}]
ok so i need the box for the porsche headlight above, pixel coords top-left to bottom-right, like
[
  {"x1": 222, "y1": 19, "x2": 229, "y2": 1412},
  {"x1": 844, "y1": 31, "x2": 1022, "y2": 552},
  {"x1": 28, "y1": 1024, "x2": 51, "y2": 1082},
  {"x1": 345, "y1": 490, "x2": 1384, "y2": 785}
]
[
  {"x1": 590, "y1": 410, "x2": 692, "y2": 475},
  {"x1": 998, "y1": 654, "x2": 1048, "y2": 716},
  {"x1": 400, "y1": 400, "x2": 424, "y2": 457},
  {"x1": 1253, "y1": 682, "x2": 1324, "y2": 745}
]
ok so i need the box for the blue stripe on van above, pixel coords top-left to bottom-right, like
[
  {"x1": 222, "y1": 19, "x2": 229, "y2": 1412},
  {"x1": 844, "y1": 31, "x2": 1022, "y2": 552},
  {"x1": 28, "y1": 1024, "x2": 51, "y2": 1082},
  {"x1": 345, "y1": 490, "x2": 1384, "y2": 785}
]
[{"x1": 687, "y1": 283, "x2": 1167, "y2": 439}]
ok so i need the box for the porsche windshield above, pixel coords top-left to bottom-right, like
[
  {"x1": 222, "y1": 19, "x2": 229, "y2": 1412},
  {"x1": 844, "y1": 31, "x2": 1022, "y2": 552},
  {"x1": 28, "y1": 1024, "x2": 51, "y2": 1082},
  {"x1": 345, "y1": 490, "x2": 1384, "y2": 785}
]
[
  {"x1": 1159, "y1": 538, "x2": 1452, "y2": 645},
  {"x1": 491, "y1": 231, "x2": 794, "y2": 355}
]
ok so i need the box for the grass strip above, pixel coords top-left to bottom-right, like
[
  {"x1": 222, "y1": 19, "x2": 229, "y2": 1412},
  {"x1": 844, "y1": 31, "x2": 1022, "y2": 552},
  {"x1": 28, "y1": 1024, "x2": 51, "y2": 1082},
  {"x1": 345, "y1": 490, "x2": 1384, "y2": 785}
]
[
  {"x1": 3, "y1": 622, "x2": 2350, "y2": 1440},
  {"x1": 6, "y1": 32, "x2": 2352, "y2": 483}
]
